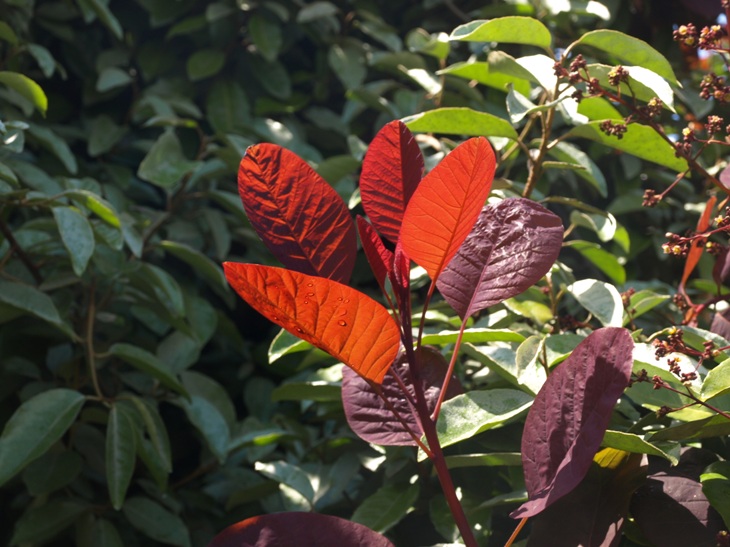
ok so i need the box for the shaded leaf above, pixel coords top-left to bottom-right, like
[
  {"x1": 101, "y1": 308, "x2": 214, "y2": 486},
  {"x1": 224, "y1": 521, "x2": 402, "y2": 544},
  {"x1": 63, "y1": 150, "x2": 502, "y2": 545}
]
[
  {"x1": 22, "y1": 450, "x2": 82, "y2": 496},
  {"x1": 511, "y1": 328, "x2": 634, "y2": 518},
  {"x1": 328, "y1": 42, "x2": 366, "y2": 89},
  {"x1": 123, "y1": 496, "x2": 191, "y2": 547},
  {"x1": 403, "y1": 107, "x2": 519, "y2": 140},
  {"x1": 602, "y1": 430, "x2": 677, "y2": 464},
  {"x1": 186, "y1": 48, "x2": 225, "y2": 80},
  {"x1": 565, "y1": 240, "x2": 626, "y2": 285},
  {"x1": 28, "y1": 124, "x2": 78, "y2": 173},
  {"x1": 237, "y1": 143, "x2": 357, "y2": 283},
  {"x1": 109, "y1": 343, "x2": 188, "y2": 396},
  {"x1": 360, "y1": 120, "x2": 423, "y2": 243},
  {"x1": 437, "y1": 198, "x2": 563, "y2": 319},
  {"x1": 137, "y1": 130, "x2": 200, "y2": 188},
  {"x1": 175, "y1": 395, "x2": 230, "y2": 463},
  {"x1": 249, "y1": 14, "x2": 282, "y2": 62},
  {"x1": 0, "y1": 389, "x2": 85, "y2": 488},
  {"x1": 10, "y1": 500, "x2": 86, "y2": 545},
  {"x1": 0, "y1": 280, "x2": 62, "y2": 326},
  {"x1": 527, "y1": 449, "x2": 644, "y2": 547},
  {"x1": 352, "y1": 482, "x2": 420, "y2": 533},
  {"x1": 53, "y1": 206, "x2": 95, "y2": 276},
  {"x1": 450, "y1": 17, "x2": 551, "y2": 50},
  {"x1": 356, "y1": 216, "x2": 394, "y2": 295},
  {"x1": 224, "y1": 263, "x2": 400, "y2": 383},
  {"x1": 342, "y1": 347, "x2": 461, "y2": 446},
  {"x1": 400, "y1": 137, "x2": 496, "y2": 280},
  {"x1": 106, "y1": 404, "x2": 137, "y2": 510},
  {"x1": 209, "y1": 512, "x2": 394, "y2": 547},
  {"x1": 159, "y1": 240, "x2": 229, "y2": 298}
]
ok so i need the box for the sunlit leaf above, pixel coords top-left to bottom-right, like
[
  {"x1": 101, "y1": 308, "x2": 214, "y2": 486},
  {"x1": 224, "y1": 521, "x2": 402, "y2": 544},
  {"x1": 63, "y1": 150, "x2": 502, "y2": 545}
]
[
  {"x1": 402, "y1": 107, "x2": 519, "y2": 140},
  {"x1": 0, "y1": 71, "x2": 47, "y2": 116},
  {"x1": 568, "y1": 278, "x2": 624, "y2": 327},
  {"x1": 450, "y1": 17, "x2": 551, "y2": 50},
  {"x1": 356, "y1": 216, "x2": 394, "y2": 296},
  {"x1": 237, "y1": 143, "x2": 357, "y2": 283},
  {"x1": 437, "y1": 198, "x2": 563, "y2": 319},
  {"x1": 701, "y1": 461, "x2": 730, "y2": 529},
  {"x1": 224, "y1": 263, "x2": 400, "y2": 383},
  {"x1": 511, "y1": 328, "x2": 634, "y2": 518},
  {"x1": 400, "y1": 137, "x2": 496, "y2": 280},
  {"x1": 360, "y1": 120, "x2": 423, "y2": 243}
]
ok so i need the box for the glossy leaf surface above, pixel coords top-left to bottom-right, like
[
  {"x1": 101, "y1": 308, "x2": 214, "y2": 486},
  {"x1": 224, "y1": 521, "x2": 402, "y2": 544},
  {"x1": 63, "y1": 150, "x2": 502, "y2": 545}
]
[
  {"x1": 224, "y1": 263, "x2": 400, "y2": 383},
  {"x1": 511, "y1": 328, "x2": 634, "y2": 518},
  {"x1": 400, "y1": 137, "x2": 495, "y2": 280},
  {"x1": 450, "y1": 17, "x2": 551, "y2": 50},
  {"x1": 342, "y1": 347, "x2": 462, "y2": 446},
  {"x1": 209, "y1": 512, "x2": 394, "y2": 547},
  {"x1": 402, "y1": 107, "x2": 519, "y2": 140},
  {"x1": 360, "y1": 121, "x2": 423, "y2": 243},
  {"x1": 238, "y1": 143, "x2": 357, "y2": 283},
  {"x1": 437, "y1": 198, "x2": 563, "y2": 319}
]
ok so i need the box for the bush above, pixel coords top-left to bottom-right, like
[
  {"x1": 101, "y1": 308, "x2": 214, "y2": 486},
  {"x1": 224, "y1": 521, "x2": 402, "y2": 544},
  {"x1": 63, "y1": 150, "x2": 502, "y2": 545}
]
[{"x1": 1, "y1": 1, "x2": 730, "y2": 546}]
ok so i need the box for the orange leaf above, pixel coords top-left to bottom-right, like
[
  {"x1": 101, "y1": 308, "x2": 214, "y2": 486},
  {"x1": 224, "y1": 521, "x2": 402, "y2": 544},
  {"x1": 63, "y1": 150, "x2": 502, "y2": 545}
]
[
  {"x1": 399, "y1": 137, "x2": 495, "y2": 280},
  {"x1": 224, "y1": 262, "x2": 401, "y2": 383},
  {"x1": 681, "y1": 195, "x2": 717, "y2": 290},
  {"x1": 237, "y1": 143, "x2": 357, "y2": 283}
]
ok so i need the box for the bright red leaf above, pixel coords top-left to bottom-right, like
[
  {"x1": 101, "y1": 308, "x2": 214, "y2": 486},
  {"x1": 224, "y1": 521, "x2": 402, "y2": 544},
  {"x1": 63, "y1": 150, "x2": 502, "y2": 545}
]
[
  {"x1": 237, "y1": 143, "x2": 357, "y2": 283},
  {"x1": 209, "y1": 512, "x2": 394, "y2": 547},
  {"x1": 511, "y1": 328, "x2": 634, "y2": 519},
  {"x1": 356, "y1": 216, "x2": 394, "y2": 296},
  {"x1": 360, "y1": 120, "x2": 423, "y2": 243},
  {"x1": 680, "y1": 195, "x2": 716, "y2": 292},
  {"x1": 400, "y1": 137, "x2": 495, "y2": 281},
  {"x1": 224, "y1": 262, "x2": 400, "y2": 384},
  {"x1": 437, "y1": 198, "x2": 563, "y2": 319}
]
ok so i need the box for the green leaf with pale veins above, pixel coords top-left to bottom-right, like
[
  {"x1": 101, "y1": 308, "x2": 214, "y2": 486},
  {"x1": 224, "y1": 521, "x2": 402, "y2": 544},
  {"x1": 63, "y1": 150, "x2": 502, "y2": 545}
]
[{"x1": 106, "y1": 404, "x2": 137, "y2": 510}]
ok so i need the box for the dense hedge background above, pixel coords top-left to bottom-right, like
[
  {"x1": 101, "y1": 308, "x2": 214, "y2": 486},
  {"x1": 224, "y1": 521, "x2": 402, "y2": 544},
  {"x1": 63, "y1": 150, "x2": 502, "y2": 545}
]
[{"x1": 2, "y1": 0, "x2": 730, "y2": 546}]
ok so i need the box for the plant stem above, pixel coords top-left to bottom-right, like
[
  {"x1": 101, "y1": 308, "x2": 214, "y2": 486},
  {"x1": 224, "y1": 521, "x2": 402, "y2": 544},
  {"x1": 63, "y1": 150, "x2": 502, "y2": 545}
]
[
  {"x1": 0, "y1": 207, "x2": 43, "y2": 284},
  {"x1": 85, "y1": 279, "x2": 105, "y2": 401},
  {"x1": 504, "y1": 517, "x2": 528, "y2": 547}
]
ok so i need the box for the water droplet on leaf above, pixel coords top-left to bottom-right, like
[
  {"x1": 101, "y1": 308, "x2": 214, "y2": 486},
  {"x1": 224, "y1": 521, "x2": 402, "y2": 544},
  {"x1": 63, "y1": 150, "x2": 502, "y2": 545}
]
[{"x1": 338, "y1": 320, "x2": 347, "y2": 327}]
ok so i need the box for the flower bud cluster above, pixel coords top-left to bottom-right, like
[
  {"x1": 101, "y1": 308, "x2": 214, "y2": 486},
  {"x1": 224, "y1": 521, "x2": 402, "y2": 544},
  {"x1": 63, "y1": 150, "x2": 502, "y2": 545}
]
[
  {"x1": 674, "y1": 22, "x2": 727, "y2": 50},
  {"x1": 599, "y1": 120, "x2": 627, "y2": 139}
]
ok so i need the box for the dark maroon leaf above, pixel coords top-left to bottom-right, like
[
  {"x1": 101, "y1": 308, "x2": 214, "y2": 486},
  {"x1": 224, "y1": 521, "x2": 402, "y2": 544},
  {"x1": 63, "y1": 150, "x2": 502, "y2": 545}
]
[
  {"x1": 342, "y1": 347, "x2": 462, "y2": 446},
  {"x1": 437, "y1": 198, "x2": 563, "y2": 319},
  {"x1": 237, "y1": 143, "x2": 357, "y2": 283},
  {"x1": 360, "y1": 121, "x2": 423, "y2": 244},
  {"x1": 712, "y1": 247, "x2": 730, "y2": 287},
  {"x1": 630, "y1": 448, "x2": 724, "y2": 547},
  {"x1": 357, "y1": 216, "x2": 393, "y2": 295},
  {"x1": 208, "y1": 512, "x2": 394, "y2": 547},
  {"x1": 710, "y1": 308, "x2": 730, "y2": 340},
  {"x1": 510, "y1": 328, "x2": 634, "y2": 519},
  {"x1": 390, "y1": 243, "x2": 410, "y2": 316},
  {"x1": 527, "y1": 449, "x2": 644, "y2": 547}
]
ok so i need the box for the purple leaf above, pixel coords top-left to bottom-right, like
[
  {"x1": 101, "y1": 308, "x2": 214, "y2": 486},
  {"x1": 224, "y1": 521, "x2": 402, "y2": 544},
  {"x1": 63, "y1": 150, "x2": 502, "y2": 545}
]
[
  {"x1": 527, "y1": 449, "x2": 644, "y2": 547},
  {"x1": 630, "y1": 448, "x2": 725, "y2": 547},
  {"x1": 437, "y1": 198, "x2": 563, "y2": 319},
  {"x1": 208, "y1": 512, "x2": 394, "y2": 547},
  {"x1": 710, "y1": 308, "x2": 730, "y2": 340},
  {"x1": 712, "y1": 247, "x2": 730, "y2": 287},
  {"x1": 510, "y1": 328, "x2": 634, "y2": 519},
  {"x1": 342, "y1": 347, "x2": 462, "y2": 446}
]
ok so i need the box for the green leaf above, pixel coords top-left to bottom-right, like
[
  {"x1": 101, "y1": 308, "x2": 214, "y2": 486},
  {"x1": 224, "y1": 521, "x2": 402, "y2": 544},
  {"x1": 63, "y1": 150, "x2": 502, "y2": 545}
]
[
  {"x1": 624, "y1": 290, "x2": 669, "y2": 324},
  {"x1": 11, "y1": 500, "x2": 87, "y2": 545},
  {"x1": 84, "y1": 0, "x2": 123, "y2": 39},
  {"x1": 402, "y1": 107, "x2": 519, "y2": 139},
  {"x1": 701, "y1": 461, "x2": 730, "y2": 528},
  {"x1": 548, "y1": 141, "x2": 607, "y2": 196},
  {"x1": 158, "y1": 240, "x2": 229, "y2": 298},
  {"x1": 186, "y1": 48, "x2": 225, "y2": 81},
  {"x1": 91, "y1": 519, "x2": 124, "y2": 547},
  {"x1": 27, "y1": 124, "x2": 78, "y2": 173},
  {"x1": 180, "y1": 371, "x2": 237, "y2": 427},
  {"x1": 568, "y1": 278, "x2": 624, "y2": 327},
  {"x1": 126, "y1": 397, "x2": 172, "y2": 475},
  {"x1": 421, "y1": 328, "x2": 526, "y2": 345},
  {"x1": 109, "y1": 343, "x2": 189, "y2": 396},
  {"x1": 250, "y1": 57, "x2": 291, "y2": 100},
  {"x1": 53, "y1": 206, "x2": 95, "y2": 276},
  {"x1": 27, "y1": 44, "x2": 56, "y2": 78},
  {"x1": 438, "y1": 61, "x2": 531, "y2": 96},
  {"x1": 0, "y1": 21, "x2": 18, "y2": 45},
  {"x1": 206, "y1": 80, "x2": 250, "y2": 134},
  {"x1": 123, "y1": 497, "x2": 191, "y2": 547},
  {"x1": 587, "y1": 63, "x2": 674, "y2": 111},
  {"x1": 578, "y1": 96, "x2": 624, "y2": 120},
  {"x1": 0, "y1": 389, "x2": 85, "y2": 488},
  {"x1": 0, "y1": 280, "x2": 62, "y2": 326},
  {"x1": 564, "y1": 240, "x2": 626, "y2": 285},
  {"x1": 64, "y1": 189, "x2": 121, "y2": 228},
  {"x1": 571, "y1": 29, "x2": 677, "y2": 83},
  {"x1": 0, "y1": 71, "x2": 47, "y2": 116},
  {"x1": 106, "y1": 404, "x2": 137, "y2": 510},
  {"x1": 434, "y1": 389, "x2": 533, "y2": 451},
  {"x1": 175, "y1": 395, "x2": 230, "y2": 463},
  {"x1": 450, "y1": 16, "x2": 551, "y2": 50},
  {"x1": 351, "y1": 482, "x2": 420, "y2": 533},
  {"x1": 269, "y1": 328, "x2": 313, "y2": 362},
  {"x1": 138, "y1": 130, "x2": 200, "y2": 188},
  {"x1": 567, "y1": 121, "x2": 687, "y2": 171},
  {"x1": 406, "y1": 29, "x2": 450, "y2": 60},
  {"x1": 88, "y1": 115, "x2": 126, "y2": 157},
  {"x1": 297, "y1": 1, "x2": 339, "y2": 22},
  {"x1": 96, "y1": 67, "x2": 132, "y2": 92},
  {"x1": 138, "y1": 263, "x2": 186, "y2": 317},
  {"x1": 328, "y1": 42, "x2": 366, "y2": 89},
  {"x1": 601, "y1": 430, "x2": 677, "y2": 464},
  {"x1": 701, "y1": 358, "x2": 730, "y2": 401},
  {"x1": 444, "y1": 452, "x2": 523, "y2": 469},
  {"x1": 249, "y1": 13, "x2": 282, "y2": 62},
  {"x1": 22, "y1": 450, "x2": 82, "y2": 495},
  {"x1": 255, "y1": 460, "x2": 316, "y2": 504}
]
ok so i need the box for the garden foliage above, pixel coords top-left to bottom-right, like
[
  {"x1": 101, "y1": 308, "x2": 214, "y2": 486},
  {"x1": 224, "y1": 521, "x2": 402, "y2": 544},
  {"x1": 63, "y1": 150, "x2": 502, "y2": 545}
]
[{"x1": 2, "y1": 0, "x2": 730, "y2": 546}]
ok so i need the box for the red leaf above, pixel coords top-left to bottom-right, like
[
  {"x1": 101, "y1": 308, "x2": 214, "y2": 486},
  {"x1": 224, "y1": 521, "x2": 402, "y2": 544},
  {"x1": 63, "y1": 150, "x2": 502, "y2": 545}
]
[
  {"x1": 356, "y1": 216, "x2": 393, "y2": 294},
  {"x1": 511, "y1": 328, "x2": 634, "y2": 519},
  {"x1": 224, "y1": 263, "x2": 400, "y2": 383},
  {"x1": 437, "y1": 198, "x2": 563, "y2": 319},
  {"x1": 209, "y1": 512, "x2": 394, "y2": 547},
  {"x1": 400, "y1": 137, "x2": 495, "y2": 280},
  {"x1": 360, "y1": 121, "x2": 423, "y2": 243},
  {"x1": 238, "y1": 143, "x2": 357, "y2": 283},
  {"x1": 342, "y1": 347, "x2": 462, "y2": 446},
  {"x1": 680, "y1": 195, "x2": 716, "y2": 290}
]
